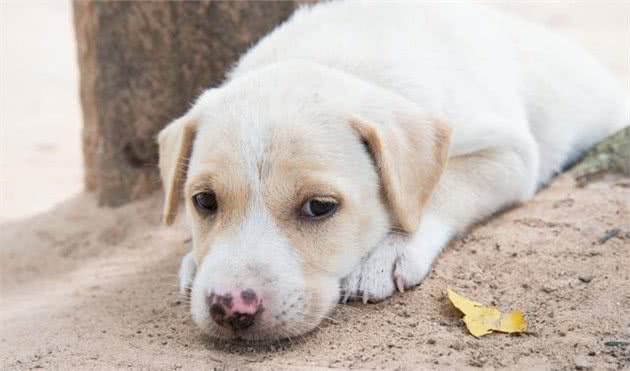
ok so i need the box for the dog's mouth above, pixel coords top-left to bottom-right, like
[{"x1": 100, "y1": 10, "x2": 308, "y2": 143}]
[
  {"x1": 187, "y1": 286, "x2": 331, "y2": 341},
  {"x1": 200, "y1": 316, "x2": 321, "y2": 342},
  {"x1": 208, "y1": 300, "x2": 266, "y2": 334}
]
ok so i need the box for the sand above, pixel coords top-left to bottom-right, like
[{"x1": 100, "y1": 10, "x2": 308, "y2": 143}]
[
  {"x1": 1, "y1": 1, "x2": 629, "y2": 370},
  {"x1": 1, "y1": 173, "x2": 629, "y2": 370}
]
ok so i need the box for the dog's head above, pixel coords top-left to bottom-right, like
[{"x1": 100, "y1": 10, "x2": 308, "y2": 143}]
[{"x1": 158, "y1": 61, "x2": 450, "y2": 340}]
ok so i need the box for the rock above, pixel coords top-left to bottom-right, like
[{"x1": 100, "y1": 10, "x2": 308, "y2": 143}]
[
  {"x1": 572, "y1": 126, "x2": 630, "y2": 187},
  {"x1": 604, "y1": 341, "x2": 629, "y2": 347},
  {"x1": 574, "y1": 355, "x2": 593, "y2": 370},
  {"x1": 598, "y1": 228, "x2": 621, "y2": 244},
  {"x1": 450, "y1": 342, "x2": 464, "y2": 351},
  {"x1": 578, "y1": 275, "x2": 594, "y2": 283}
]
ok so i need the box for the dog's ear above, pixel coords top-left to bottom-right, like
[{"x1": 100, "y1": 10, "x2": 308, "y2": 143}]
[
  {"x1": 157, "y1": 116, "x2": 198, "y2": 225},
  {"x1": 350, "y1": 114, "x2": 451, "y2": 233}
]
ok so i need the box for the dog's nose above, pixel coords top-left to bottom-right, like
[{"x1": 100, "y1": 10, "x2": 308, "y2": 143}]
[{"x1": 208, "y1": 289, "x2": 263, "y2": 331}]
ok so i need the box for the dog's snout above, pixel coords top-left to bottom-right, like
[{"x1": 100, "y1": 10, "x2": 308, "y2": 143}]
[{"x1": 208, "y1": 289, "x2": 263, "y2": 331}]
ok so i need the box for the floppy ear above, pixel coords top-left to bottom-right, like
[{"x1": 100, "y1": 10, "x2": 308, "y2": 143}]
[
  {"x1": 350, "y1": 115, "x2": 451, "y2": 233},
  {"x1": 157, "y1": 116, "x2": 198, "y2": 225}
]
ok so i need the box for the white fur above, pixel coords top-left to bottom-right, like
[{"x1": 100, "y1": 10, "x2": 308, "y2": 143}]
[
  {"x1": 233, "y1": 1, "x2": 627, "y2": 176},
  {"x1": 178, "y1": 251, "x2": 196, "y2": 294},
  {"x1": 167, "y1": 1, "x2": 628, "y2": 339},
  {"x1": 340, "y1": 214, "x2": 454, "y2": 303},
  {"x1": 188, "y1": 203, "x2": 313, "y2": 339}
]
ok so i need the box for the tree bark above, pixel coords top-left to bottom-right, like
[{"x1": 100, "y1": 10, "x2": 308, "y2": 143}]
[{"x1": 73, "y1": 1, "x2": 301, "y2": 206}]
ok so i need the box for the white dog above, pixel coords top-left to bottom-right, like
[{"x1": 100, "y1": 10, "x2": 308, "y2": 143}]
[{"x1": 158, "y1": 1, "x2": 627, "y2": 340}]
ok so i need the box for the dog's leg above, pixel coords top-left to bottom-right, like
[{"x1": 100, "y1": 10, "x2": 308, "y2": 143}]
[
  {"x1": 340, "y1": 218, "x2": 451, "y2": 303},
  {"x1": 179, "y1": 252, "x2": 197, "y2": 295},
  {"x1": 342, "y1": 142, "x2": 539, "y2": 303}
]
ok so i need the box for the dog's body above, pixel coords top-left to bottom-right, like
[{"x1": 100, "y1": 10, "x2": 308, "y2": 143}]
[{"x1": 159, "y1": 1, "x2": 628, "y2": 340}]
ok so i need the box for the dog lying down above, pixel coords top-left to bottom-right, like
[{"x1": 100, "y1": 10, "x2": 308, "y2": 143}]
[{"x1": 157, "y1": 1, "x2": 628, "y2": 340}]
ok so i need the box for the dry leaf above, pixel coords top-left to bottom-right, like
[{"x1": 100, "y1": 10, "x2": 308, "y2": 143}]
[{"x1": 447, "y1": 288, "x2": 527, "y2": 337}]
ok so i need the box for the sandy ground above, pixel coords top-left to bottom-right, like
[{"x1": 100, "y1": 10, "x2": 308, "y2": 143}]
[
  {"x1": 1, "y1": 172, "x2": 629, "y2": 370},
  {"x1": 1, "y1": 1, "x2": 629, "y2": 370}
]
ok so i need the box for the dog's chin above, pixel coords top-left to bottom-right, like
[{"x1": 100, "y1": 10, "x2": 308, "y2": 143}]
[
  {"x1": 188, "y1": 271, "x2": 342, "y2": 342},
  {"x1": 195, "y1": 317, "x2": 325, "y2": 342},
  {"x1": 191, "y1": 297, "x2": 339, "y2": 342}
]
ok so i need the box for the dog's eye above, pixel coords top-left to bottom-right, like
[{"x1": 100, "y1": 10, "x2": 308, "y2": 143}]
[
  {"x1": 192, "y1": 192, "x2": 218, "y2": 214},
  {"x1": 300, "y1": 198, "x2": 337, "y2": 219}
]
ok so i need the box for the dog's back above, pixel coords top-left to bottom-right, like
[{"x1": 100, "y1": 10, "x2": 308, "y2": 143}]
[
  {"x1": 231, "y1": 1, "x2": 628, "y2": 184},
  {"x1": 503, "y1": 13, "x2": 628, "y2": 179}
]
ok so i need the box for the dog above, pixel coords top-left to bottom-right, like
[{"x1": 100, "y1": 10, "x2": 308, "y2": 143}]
[{"x1": 157, "y1": 1, "x2": 628, "y2": 340}]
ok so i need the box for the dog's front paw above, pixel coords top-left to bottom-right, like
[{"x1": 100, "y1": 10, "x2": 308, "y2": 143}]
[
  {"x1": 178, "y1": 252, "x2": 196, "y2": 295},
  {"x1": 340, "y1": 234, "x2": 407, "y2": 304},
  {"x1": 340, "y1": 233, "x2": 436, "y2": 303},
  {"x1": 393, "y1": 247, "x2": 433, "y2": 293}
]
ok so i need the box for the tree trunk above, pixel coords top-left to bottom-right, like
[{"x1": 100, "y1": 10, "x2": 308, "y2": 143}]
[{"x1": 73, "y1": 1, "x2": 301, "y2": 207}]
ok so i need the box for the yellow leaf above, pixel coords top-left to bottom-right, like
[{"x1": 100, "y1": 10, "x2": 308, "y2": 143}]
[{"x1": 447, "y1": 288, "x2": 527, "y2": 337}]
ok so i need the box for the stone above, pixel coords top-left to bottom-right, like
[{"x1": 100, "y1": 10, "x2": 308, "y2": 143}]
[{"x1": 574, "y1": 355, "x2": 592, "y2": 370}]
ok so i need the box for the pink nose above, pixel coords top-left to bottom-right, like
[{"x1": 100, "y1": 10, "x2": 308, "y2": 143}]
[{"x1": 208, "y1": 289, "x2": 263, "y2": 331}]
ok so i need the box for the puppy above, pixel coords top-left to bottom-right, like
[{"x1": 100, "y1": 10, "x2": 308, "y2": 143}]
[{"x1": 158, "y1": 1, "x2": 628, "y2": 340}]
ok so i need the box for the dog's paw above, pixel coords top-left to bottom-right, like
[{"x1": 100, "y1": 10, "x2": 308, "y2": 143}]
[
  {"x1": 393, "y1": 216, "x2": 452, "y2": 292},
  {"x1": 340, "y1": 233, "x2": 436, "y2": 303},
  {"x1": 393, "y1": 247, "x2": 433, "y2": 293},
  {"x1": 340, "y1": 234, "x2": 407, "y2": 304},
  {"x1": 178, "y1": 252, "x2": 196, "y2": 295}
]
